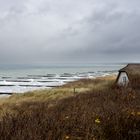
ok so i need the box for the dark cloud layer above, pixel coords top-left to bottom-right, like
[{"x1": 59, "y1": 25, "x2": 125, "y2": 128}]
[{"x1": 0, "y1": 0, "x2": 139, "y2": 64}]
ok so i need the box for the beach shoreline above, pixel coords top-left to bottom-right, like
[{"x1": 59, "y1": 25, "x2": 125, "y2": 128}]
[
  {"x1": 0, "y1": 64, "x2": 123, "y2": 94},
  {"x1": 0, "y1": 74, "x2": 117, "y2": 99}
]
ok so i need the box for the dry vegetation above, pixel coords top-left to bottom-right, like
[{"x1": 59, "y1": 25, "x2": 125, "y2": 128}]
[
  {"x1": 129, "y1": 74, "x2": 140, "y2": 89},
  {"x1": 0, "y1": 75, "x2": 139, "y2": 140}
]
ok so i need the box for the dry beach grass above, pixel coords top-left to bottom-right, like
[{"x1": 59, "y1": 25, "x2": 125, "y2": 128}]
[{"x1": 0, "y1": 75, "x2": 139, "y2": 140}]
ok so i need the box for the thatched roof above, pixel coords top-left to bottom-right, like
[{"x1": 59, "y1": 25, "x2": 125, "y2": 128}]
[
  {"x1": 119, "y1": 64, "x2": 140, "y2": 75},
  {"x1": 117, "y1": 64, "x2": 140, "y2": 88}
]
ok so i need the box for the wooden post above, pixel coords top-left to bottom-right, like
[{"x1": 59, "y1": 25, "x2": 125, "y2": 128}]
[{"x1": 74, "y1": 87, "x2": 76, "y2": 94}]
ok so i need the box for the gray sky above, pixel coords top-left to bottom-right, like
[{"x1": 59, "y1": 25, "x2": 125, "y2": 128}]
[{"x1": 0, "y1": 0, "x2": 140, "y2": 64}]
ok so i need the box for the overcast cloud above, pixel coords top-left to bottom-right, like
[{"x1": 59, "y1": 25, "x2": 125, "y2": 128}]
[{"x1": 0, "y1": 0, "x2": 140, "y2": 64}]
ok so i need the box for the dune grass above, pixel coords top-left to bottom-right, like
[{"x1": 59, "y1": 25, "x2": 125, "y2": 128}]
[
  {"x1": 0, "y1": 75, "x2": 139, "y2": 140},
  {"x1": 0, "y1": 75, "x2": 115, "y2": 106}
]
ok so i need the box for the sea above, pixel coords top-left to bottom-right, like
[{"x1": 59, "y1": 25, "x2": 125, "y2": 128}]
[{"x1": 0, "y1": 63, "x2": 126, "y2": 96}]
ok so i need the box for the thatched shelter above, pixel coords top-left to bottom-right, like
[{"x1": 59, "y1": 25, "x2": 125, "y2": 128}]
[{"x1": 116, "y1": 64, "x2": 140, "y2": 88}]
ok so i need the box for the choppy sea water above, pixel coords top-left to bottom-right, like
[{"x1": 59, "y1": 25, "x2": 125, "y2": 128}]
[{"x1": 0, "y1": 64, "x2": 125, "y2": 96}]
